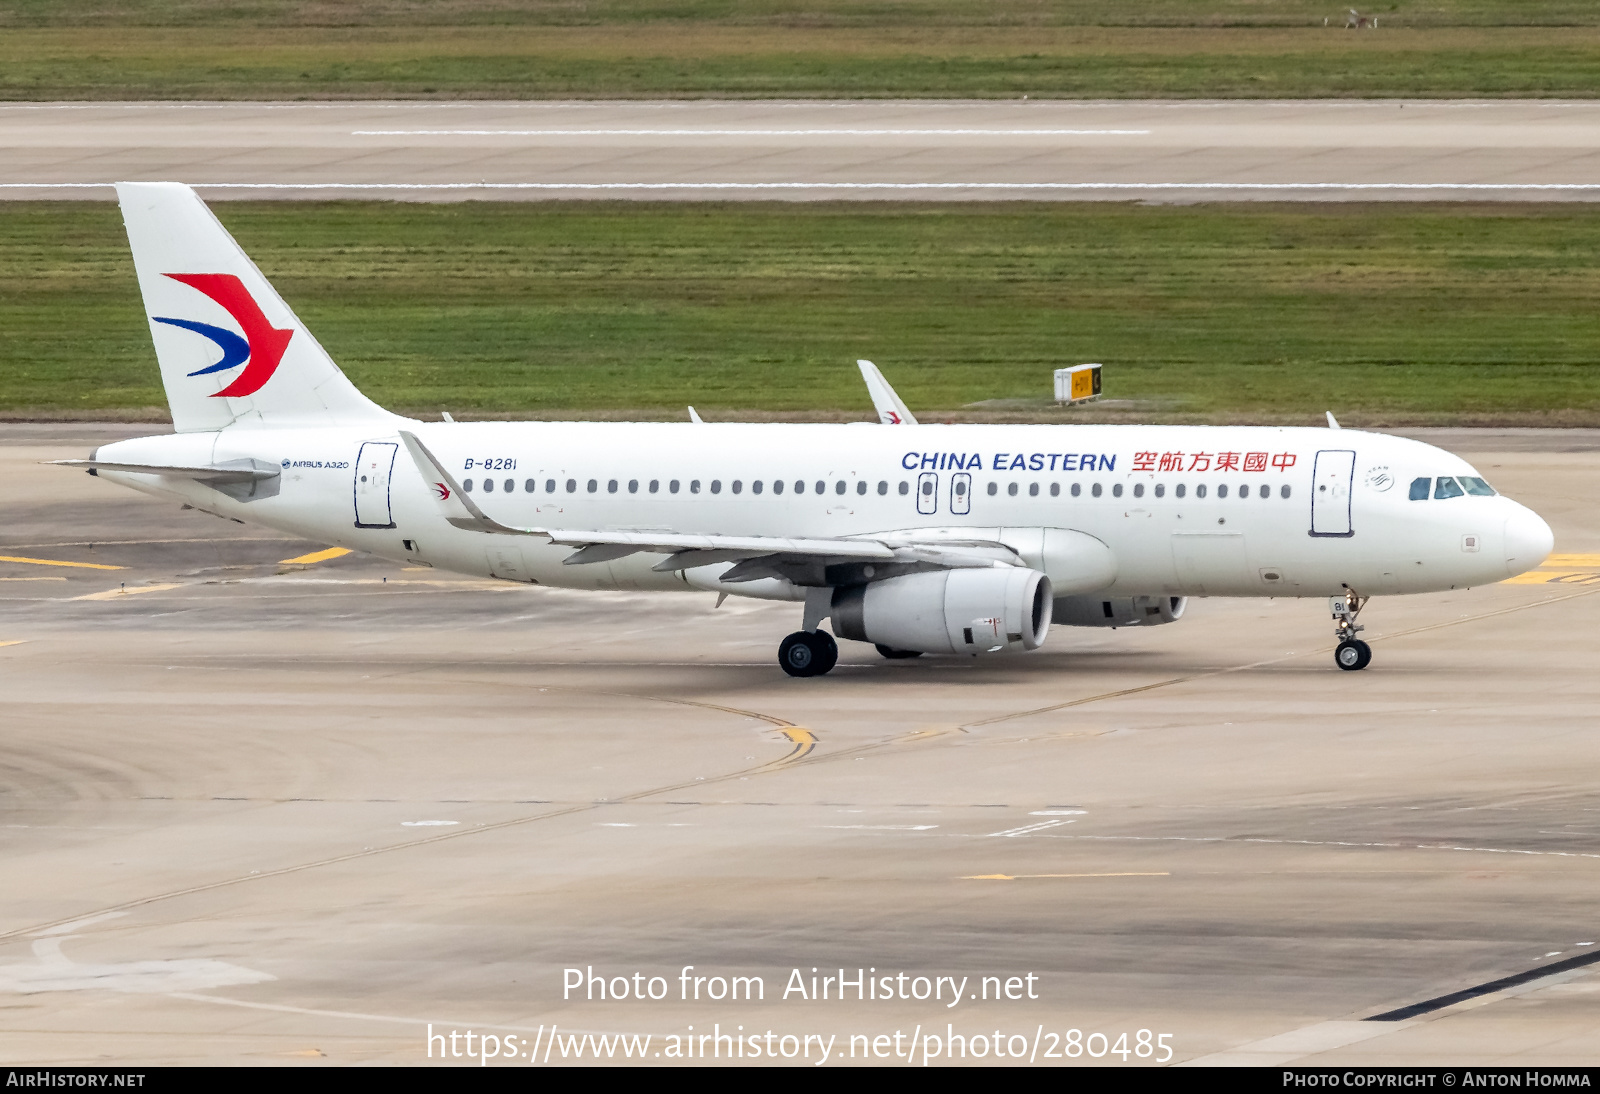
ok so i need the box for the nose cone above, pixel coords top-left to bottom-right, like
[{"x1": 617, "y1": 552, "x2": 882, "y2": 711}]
[{"x1": 1504, "y1": 506, "x2": 1554, "y2": 577}]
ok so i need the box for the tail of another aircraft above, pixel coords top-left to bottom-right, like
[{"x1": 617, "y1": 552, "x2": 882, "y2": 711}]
[{"x1": 116, "y1": 182, "x2": 398, "y2": 433}]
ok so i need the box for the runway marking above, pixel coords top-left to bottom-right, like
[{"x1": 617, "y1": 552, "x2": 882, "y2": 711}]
[
  {"x1": 0, "y1": 641, "x2": 23, "y2": 649},
  {"x1": 167, "y1": 992, "x2": 632, "y2": 1038},
  {"x1": 774, "y1": 727, "x2": 818, "y2": 764},
  {"x1": 1065, "y1": 833, "x2": 1600, "y2": 862},
  {"x1": 0, "y1": 576, "x2": 67, "y2": 581},
  {"x1": 0, "y1": 554, "x2": 124, "y2": 570},
  {"x1": 1546, "y1": 553, "x2": 1600, "y2": 567},
  {"x1": 278, "y1": 546, "x2": 352, "y2": 566},
  {"x1": 821, "y1": 824, "x2": 938, "y2": 831},
  {"x1": 1180, "y1": 1020, "x2": 1412, "y2": 1067},
  {"x1": 69, "y1": 583, "x2": 185, "y2": 601},
  {"x1": 961, "y1": 872, "x2": 1168, "y2": 880},
  {"x1": 13, "y1": 182, "x2": 1600, "y2": 195},
  {"x1": 352, "y1": 128, "x2": 1151, "y2": 137},
  {"x1": 1503, "y1": 570, "x2": 1600, "y2": 584},
  {"x1": 986, "y1": 819, "x2": 1072, "y2": 838}
]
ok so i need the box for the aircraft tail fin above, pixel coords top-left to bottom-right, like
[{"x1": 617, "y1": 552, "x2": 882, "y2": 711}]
[
  {"x1": 857, "y1": 360, "x2": 917, "y2": 425},
  {"x1": 116, "y1": 182, "x2": 398, "y2": 433}
]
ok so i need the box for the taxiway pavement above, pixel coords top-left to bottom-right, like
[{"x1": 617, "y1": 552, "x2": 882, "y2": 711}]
[{"x1": 0, "y1": 424, "x2": 1597, "y2": 1066}]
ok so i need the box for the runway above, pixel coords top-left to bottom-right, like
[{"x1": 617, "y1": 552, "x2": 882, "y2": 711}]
[
  {"x1": 1, "y1": 423, "x2": 1597, "y2": 1065},
  {"x1": 6, "y1": 100, "x2": 1600, "y2": 201}
]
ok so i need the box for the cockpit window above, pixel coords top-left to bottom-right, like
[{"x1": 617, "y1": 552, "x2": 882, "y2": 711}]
[
  {"x1": 1409, "y1": 477, "x2": 1430, "y2": 500},
  {"x1": 1434, "y1": 476, "x2": 1464, "y2": 500},
  {"x1": 1459, "y1": 476, "x2": 1497, "y2": 496}
]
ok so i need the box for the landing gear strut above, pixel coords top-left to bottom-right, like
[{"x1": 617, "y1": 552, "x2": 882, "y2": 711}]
[
  {"x1": 1332, "y1": 587, "x2": 1372, "y2": 671},
  {"x1": 779, "y1": 630, "x2": 838, "y2": 677}
]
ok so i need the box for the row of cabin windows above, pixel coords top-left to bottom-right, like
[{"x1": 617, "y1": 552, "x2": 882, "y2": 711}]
[
  {"x1": 987, "y1": 481, "x2": 1292, "y2": 500},
  {"x1": 1409, "y1": 475, "x2": 1497, "y2": 500},
  {"x1": 463, "y1": 477, "x2": 914, "y2": 496},
  {"x1": 460, "y1": 476, "x2": 1291, "y2": 501}
]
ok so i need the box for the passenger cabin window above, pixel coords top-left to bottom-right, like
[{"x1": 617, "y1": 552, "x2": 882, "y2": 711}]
[
  {"x1": 1435, "y1": 476, "x2": 1464, "y2": 500},
  {"x1": 774, "y1": 480, "x2": 784, "y2": 495},
  {"x1": 878, "y1": 481, "x2": 888, "y2": 495},
  {"x1": 856, "y1": 481, "x2": 867, "y2": 495},
  {"x1": 1008, "y1": 483, "x2": 1018, "y2": 496},
  {"x1": 1133, "y1": 483, "x2": 1144, "y2": 498},
  {"x1": 814, "y1": 481, "x2": 825, "y2": 494},
  {"x1": 691, "y1": 480, "x2": 701, "y2": 494},
  {"x1": 566, "y1": 478, "x2": 577, "y2": 493},
  {"x1": 752, "y1": 480, "x2": 763, "y2": 495},
  {"x1": 546, "y1": 479, "x2": 556, "y2": 493},
  {"x1": 1409, "y1": 477, "x2": 1431, "y2": 500},
  {"x1": 710, "y1": 480, "x2": 721, "y2": 494},
  {"x1": 1217, "y1": 484, "x2": 1227, "y2": 498},
  {"x1": 1051, "y1": 483, "x2": 1061, "y2": 497},
  {"x1": 1258, "y1": 484, "x2": 1269, "y2": 499},
  {"x1": 607, "y1": 479, "x2": 618, "y2": 493},
  {"x1": 649, "y1": 480, "x2": 659, "y2": 493},
  {"x1": 1091, "y1": 483, "x2": 1102, "y2": 498},
  {"x1": 1196, "y1": 484, "x2": 1207, "y2": 498},
  {"x1": 1029, "y1": 483, "x2": 1039, "y2": 497},
  {"x1": 504, "y1": 478, "x2": 514, "y2": 493},
  {"x1": 899, "y1": 481, "x2": 909, "y2": 495},
  {"x1": 670, "y1": 480, "x2": 680, "y2": 494},
  {"x1": 1071, "y1": 483, "x2": 1081, "y2": 497},
  {"x1": 587, "y1": 479, "x2": 598, "y2": 493},
  {"x1": 482, "y1": 479, "x2": 493, "y2": 493},
  {"x1": 1280, "y1": 485, "x2": 1291, "y2": 499},
  {"x1": 835, "y1": 480, "x2": 846, "y2": 495},
  {"x1": 628, "y1": 479, "x2": 638, "y2": 493},
  {"x1": 1112, "y1": 484, "x2": 1123, "y2": 498},
  {"x1": 524, "y1": 479, "x2": 536, "y2": 493},
  {"x1": 1460, "y1": 476, "x2": 1497, "y2": 496},
  {"x1": 988, "y1": 482, "x2": 999, "y2": 496},
  {"x1": 1154, "y1": 484, "x2": 1164, "y2": 498},
  {"x1": 1176, "y1": 484, "x2": 1186, "y2": 498},
  {"x1": 464, "y1": 478, "x2": 474, "y2": 492}
]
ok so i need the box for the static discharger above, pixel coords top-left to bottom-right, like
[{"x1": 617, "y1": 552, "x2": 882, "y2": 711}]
[{"x1": 1054, "y1": 363, "x2": 1102, "y2": 405}]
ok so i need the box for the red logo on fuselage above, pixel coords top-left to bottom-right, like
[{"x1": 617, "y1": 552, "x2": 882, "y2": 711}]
[{"x1": 161, "y1": 273, "x2": 293, "y2": 398}]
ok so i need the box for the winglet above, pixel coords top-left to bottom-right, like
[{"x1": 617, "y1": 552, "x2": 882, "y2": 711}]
[
  {"x1": 687, "y1": 406, "x2": 704, "y2": 424},
  {"x1": 857, "y1": 360, "x2": 917, "y2": 425},
  {"x1": 397, "y1": 430, "x2": 530, "y2": 535},
  {"x1": 1326, "y1": 411, "x2": 1341, "y2": 430}
]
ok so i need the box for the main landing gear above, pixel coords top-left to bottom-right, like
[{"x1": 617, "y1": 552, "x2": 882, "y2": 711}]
[
  {"x1": 1332, "y1": 587, "x2": 1372, "y2": 671},
  {"x1": 779, "y1": 630, "x2": 838, "y2": 677}
]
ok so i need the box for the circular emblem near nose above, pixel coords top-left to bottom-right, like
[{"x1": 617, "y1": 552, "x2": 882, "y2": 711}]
[{"x1": 1364, "y1": 466, "x2": 1394, "y2": 492}]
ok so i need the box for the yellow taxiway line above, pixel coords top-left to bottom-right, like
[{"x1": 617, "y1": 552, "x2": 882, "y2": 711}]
[
  {"x1": 279, "y1": 546, "x2": 353, "y2": 565},
  {"x1": 0, "y1": 554, "x2": 124, "y2": 571}
]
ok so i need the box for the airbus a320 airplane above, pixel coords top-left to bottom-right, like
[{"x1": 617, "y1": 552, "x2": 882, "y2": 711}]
[{"x1": 63, "y1": 183, "x2": 1554, "y2": 677}]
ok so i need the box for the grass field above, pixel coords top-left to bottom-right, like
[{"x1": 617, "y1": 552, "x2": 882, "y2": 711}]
[
  {"x1": 5, "y1": 2, "x2": 1600, "y2": 99},
  {"x1": 4, "y1": 201, "x2": 1599, "y2": 427}
]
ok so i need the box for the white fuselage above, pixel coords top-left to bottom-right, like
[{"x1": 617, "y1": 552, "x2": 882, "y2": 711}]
[{"x1": 90, "y1": 421, "x2": 1551, "y2": 603}]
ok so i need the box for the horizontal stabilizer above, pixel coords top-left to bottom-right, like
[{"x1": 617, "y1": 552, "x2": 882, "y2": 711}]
[{"x1": 49, "y1": 458, "x2": 278, "y2": 484}]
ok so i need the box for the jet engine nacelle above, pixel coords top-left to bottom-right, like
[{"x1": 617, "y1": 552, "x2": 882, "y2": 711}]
[
  {"x1": 1052, "y1": 595, "x2": 1187, "y2": 628},
  {"x1": 832, "y1": 567, "x2": 1053, "y2": 655}
]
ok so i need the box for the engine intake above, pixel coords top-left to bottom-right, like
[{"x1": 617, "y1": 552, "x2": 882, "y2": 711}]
[
  {"x1": 832, "y1": 568, "x2": 1052, "y2": 655},
  {"x1": 1053, "y1": 595, "x2": 1187, "y2": 628}
]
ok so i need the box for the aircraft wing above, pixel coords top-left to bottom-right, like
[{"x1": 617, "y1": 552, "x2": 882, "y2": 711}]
[
  {"x1": 857, "y1": 360, "x2": 917, "y2": 426},
  {"x1": 398, "y1": 430, "x2": 1017, "y2": 576}
]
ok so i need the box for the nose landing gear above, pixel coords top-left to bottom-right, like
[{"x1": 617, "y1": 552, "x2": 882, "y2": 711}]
[{"x1": 1332, "y1": 587, "x2": 1372, "y2": 671}]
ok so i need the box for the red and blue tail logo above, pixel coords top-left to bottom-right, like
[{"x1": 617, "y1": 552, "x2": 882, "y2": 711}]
[{"x1": 152, "y1": 273, "x2": 293, "y2": 398}]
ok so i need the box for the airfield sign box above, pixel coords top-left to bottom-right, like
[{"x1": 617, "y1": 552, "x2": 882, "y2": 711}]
[{"x1": 1054, "y1": 363, "x2": 1102, "y2": 404}]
